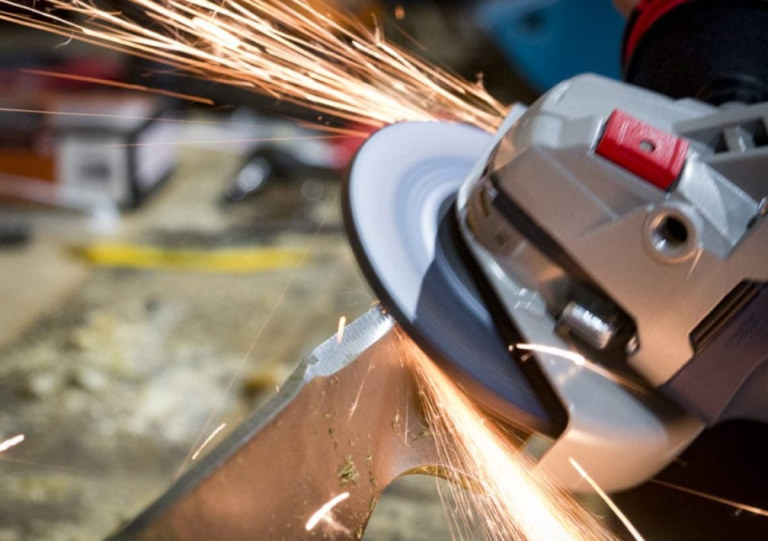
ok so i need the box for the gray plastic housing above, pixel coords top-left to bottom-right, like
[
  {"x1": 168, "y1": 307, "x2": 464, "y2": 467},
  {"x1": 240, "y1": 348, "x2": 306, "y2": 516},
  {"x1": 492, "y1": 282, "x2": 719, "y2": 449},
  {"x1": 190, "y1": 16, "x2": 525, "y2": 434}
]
[{"x1": 457, "y1": 74, "x2": 768, "y2": 490}]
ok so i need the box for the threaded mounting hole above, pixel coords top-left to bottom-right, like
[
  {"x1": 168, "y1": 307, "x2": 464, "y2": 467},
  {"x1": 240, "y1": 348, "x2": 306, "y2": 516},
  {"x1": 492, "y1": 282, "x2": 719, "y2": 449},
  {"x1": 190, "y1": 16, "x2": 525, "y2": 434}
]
[{"x1": 653, "y1": 215, "x2": 688, "y2": 251}]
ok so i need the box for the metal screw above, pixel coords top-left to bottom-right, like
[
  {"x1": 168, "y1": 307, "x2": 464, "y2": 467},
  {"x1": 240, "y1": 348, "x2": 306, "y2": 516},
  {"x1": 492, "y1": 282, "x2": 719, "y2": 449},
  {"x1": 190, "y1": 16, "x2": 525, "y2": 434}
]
[
  {"x1": 625, "y1": 334, "x2": 640, "y2": 355},
  {"x1": 759, "y1": 197, "x2": 768, "y2": 217}
]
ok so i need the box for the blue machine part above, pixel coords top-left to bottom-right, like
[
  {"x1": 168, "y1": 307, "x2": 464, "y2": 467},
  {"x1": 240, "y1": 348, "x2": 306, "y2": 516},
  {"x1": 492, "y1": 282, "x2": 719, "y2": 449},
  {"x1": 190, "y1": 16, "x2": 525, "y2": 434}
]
[{"x1": 473, "y1": 0, "x2": 625, "y2": 92}]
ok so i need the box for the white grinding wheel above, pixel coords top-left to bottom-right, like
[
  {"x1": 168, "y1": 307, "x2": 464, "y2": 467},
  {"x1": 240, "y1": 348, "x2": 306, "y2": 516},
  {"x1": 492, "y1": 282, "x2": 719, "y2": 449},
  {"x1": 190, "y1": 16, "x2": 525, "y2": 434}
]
[{"x1": 344, "y1": 121, "x2": 552, "y2": 434}]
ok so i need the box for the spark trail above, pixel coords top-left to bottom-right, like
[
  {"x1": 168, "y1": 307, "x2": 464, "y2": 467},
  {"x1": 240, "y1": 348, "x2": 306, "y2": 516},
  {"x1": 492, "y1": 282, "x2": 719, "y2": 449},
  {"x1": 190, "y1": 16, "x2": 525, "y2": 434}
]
[{"x1": 0, "y1": 0, "x2": 507, "y2": 133}]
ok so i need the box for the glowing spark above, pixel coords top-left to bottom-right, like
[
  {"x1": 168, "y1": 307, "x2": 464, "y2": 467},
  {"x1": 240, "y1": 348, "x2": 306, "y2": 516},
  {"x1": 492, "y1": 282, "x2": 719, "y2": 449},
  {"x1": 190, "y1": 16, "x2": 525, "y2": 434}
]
[
  {"x1": 336, "y1": 315, "x2": 347, "y2": 344},
  {"x1": 513, "y1": 343, "x2": 586, "y2": 366},
  {"x1": 403, "y1": 335, "x2": 616, "y2": 540},
  {"x1": 20, "y1": 68, "x2": 214, "y2": 105},
  {"x1": 305, "y1": 492, "x2": 350, "y2": 531},
  {"x1": 651, "y1": 479, "x2": 768, "y2": 518},
  {"x1": 513, "y1": 343, "x2": 649, "y2": 395},
  {"x1": 0, "y1": 105, "x2": 232, "y2": 127},
  {"x1": 687, "y1": 247, "x2": 704, "y2": 279},
  {"x1": 108, "y1": 134, "x2": 351, "y2": 148},
  {"x1": 192, "y1": 16, "x2": 241, "y2": 49},
  {"x1": 176, "y1": 184, "x2": 334, "y2": 477},
  {"x1": 348, "y1": 351, "x2": 375, "y2": 420},
  {"x1": 0, "y1": 434, "x2": 24, "y2": 453},
  {"x1": 569, "y1": 458, "x2": 645, "y2": 541},
  {"x1": 394, "y1": 5, "x2": 406, "y2": 20},
  {"x1": 0, "y1": 0, "x2": 506, "y2": 132},
  {"x1": 55, "y1": 31, "x2": 74, "y2": 48},
  {"x1": 191, "y1": 423, "x2": 227, "y2": 461}
]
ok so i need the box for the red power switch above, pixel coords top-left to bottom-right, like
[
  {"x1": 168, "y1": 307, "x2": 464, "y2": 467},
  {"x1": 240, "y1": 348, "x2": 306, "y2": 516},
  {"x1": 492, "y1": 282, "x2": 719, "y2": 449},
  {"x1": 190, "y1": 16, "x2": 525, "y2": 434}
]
[{"x1": 595, "y1": 109, "x2": 689, "y2": 191}]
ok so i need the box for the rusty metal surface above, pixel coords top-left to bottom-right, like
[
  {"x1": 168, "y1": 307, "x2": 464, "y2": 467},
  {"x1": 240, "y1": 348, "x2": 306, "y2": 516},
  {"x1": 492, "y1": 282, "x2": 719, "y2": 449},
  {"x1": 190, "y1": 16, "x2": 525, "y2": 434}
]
[{"x1": 115, "y1": 308, "x2": 441, "y2": 540}]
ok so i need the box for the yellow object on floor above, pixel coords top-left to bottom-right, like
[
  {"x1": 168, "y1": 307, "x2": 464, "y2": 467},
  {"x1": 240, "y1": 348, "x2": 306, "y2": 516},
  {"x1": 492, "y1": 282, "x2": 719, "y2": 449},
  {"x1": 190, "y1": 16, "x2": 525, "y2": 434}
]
[{"x1": 75, "y1": 243, "x2": 308, "y2": 273}]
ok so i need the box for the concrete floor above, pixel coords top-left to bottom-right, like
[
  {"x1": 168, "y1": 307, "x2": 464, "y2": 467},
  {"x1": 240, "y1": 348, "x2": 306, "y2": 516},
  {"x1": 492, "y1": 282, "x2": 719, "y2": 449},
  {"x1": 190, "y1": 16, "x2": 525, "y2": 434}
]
[{"x1": 0, "y1": 126, "x2": 458, "y2": 539}]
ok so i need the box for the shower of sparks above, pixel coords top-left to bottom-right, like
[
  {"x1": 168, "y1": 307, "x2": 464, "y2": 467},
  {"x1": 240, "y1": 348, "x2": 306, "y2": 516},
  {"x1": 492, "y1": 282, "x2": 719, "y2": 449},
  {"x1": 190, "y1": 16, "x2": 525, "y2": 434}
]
[
  {"x1": 400, "y1": 334, "x2": 616, "y2": 541},
  {"x1": 336, "y1": 316, "x2": 347, "y2": 343},
  {"x1": 191, "y1": 422, "x2": 227, "y2": 461},
  {"x1": 569, "y1": 458, "x2": 645, "y2": 541},
  {"x1": 0, "y1": 0, "x2": 506, "y2": 133},
  {"x1": 0, "y1": 434, "x2": 25, "y2": 454},
  {"x1": 305, "y1": 491, "x2": 350, "y2": 532},
  {"x1": 0, "y1": 3, "x2": 628, "y2": 538},
  {"x1": 651, "y1": 479, "x2": 768, "y2": 518},
  {"x1": 512, "y1": 343, "x2": 649, "y2": 395}
]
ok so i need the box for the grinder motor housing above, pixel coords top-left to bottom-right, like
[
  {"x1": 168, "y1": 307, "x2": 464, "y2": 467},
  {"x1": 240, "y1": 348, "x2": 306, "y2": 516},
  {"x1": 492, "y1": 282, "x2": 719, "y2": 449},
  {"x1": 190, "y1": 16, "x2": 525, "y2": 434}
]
[{"x1": 456, "y1": 73, "x2": 768, "y2": 490}]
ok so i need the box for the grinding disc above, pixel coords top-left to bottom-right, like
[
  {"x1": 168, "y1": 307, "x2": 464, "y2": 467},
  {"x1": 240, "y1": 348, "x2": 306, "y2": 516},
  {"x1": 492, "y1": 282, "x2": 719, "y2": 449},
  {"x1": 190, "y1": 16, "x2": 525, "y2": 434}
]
[{"x1": 344, "y1": 121, "x2": 552, "y2": 434}]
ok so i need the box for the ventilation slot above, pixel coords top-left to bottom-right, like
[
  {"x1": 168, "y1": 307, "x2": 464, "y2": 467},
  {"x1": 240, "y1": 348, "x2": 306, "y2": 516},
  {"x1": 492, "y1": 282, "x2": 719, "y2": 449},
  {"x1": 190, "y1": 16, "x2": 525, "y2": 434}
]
[{"x1": 690, "y1": 281, "x2": 762, "y2": 352}]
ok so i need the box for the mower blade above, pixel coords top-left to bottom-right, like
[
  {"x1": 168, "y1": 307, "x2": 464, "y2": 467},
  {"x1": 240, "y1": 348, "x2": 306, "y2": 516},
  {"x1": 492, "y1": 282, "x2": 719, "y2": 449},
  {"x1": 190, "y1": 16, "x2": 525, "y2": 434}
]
[{"x1": 112, "y1": 307, "x2": 440, "y2": 540}]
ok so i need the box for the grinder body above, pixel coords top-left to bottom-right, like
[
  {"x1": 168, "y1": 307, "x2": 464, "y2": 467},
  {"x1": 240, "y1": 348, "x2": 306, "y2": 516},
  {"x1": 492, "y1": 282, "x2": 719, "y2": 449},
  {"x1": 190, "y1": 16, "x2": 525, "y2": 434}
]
[{"x1": 345, "y1": 0, "x2": 768, "y2": 492}]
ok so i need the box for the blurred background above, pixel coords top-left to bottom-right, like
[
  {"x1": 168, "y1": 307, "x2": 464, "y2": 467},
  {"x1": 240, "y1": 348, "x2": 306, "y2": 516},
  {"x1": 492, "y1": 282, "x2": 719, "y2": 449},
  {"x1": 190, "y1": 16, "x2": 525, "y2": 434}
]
[{"x1": 0, "y1": 1, "x2": 624, "y2": 538}]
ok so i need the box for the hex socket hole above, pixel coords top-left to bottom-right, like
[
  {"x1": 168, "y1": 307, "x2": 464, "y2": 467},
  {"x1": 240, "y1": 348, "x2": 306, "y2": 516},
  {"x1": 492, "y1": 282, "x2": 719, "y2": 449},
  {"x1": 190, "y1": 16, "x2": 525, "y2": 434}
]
[
  {"x1": 652, "y1": 215, "x2": 689, "y2": 252},
  {"x1": 639, "y1": 139, "x2": 656, "y2": 153}
]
